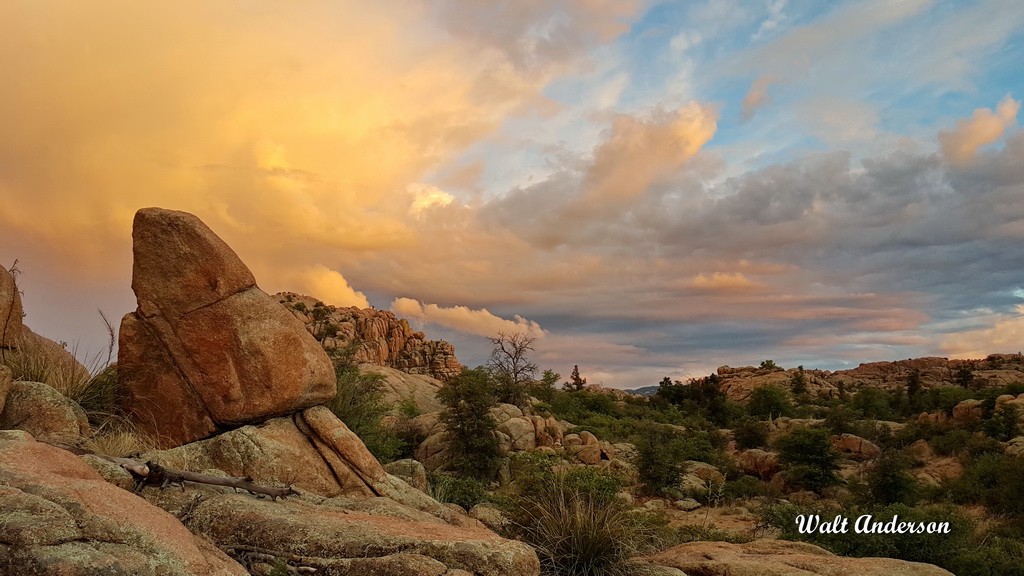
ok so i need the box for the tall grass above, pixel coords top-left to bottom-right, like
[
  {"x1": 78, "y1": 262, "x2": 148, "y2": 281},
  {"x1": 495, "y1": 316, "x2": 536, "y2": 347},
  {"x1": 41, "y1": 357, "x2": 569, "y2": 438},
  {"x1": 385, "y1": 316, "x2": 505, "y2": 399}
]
[
  {"x1": 503, "y1": 469, "x2": 666, "y2": 576},
  {"x1": 1, "y1": 302, "x2": 157, "y2": 455}
]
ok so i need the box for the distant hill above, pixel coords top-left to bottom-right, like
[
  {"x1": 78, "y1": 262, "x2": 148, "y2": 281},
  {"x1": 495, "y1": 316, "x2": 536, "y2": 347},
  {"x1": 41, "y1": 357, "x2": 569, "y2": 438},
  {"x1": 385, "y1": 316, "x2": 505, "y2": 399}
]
[{"x1": 625, "y1": 385, "x2": 660, "y2": 397}]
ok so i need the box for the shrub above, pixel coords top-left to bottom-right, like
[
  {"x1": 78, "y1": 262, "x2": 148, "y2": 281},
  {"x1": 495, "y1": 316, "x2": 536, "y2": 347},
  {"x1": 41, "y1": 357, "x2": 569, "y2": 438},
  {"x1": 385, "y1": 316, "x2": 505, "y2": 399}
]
[
  {"x1": 862, "y1": 449, "x2": 918, "y2": 505},
  {"x1": 850, "y1": 387, "x2": 895, "y2": 420},
  {"x1": 429, "y1": 474, "x2": 488, "y2": 510},
  {"x1": 325, "y1": 344, "x2": 403, "y2": 463},
  {"x1": 502, "y1": 469, "x2": 665, "y2": 576},
  {"x1": 723, "y1": 475, "x2": 768, "y2": 502},
  {"x1": 437, "y1": 367, "x2": 502, "y2": 480},
  {"x1": 950, "y1": 453, "x2": 1024, "y2": 518},
  {"x1": 633, "y1": 423, "x2": 718, "y2": 496},
  {"x1": 732, "y1": 417, "x2": 770, "y2": 450},
  {"x1": 774, "y1": 427, "x2": 841, "y2": 492},
  {"x1": 747, "y1": 385, "x2": 794, "y2": 419}
]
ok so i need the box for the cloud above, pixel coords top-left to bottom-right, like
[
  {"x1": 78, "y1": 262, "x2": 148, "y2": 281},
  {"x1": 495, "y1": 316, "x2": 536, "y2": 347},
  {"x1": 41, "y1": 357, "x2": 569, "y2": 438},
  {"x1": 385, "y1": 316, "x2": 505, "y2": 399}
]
[
  {"x1": 585, "y1": 102, "x2": 718, "y2": 202},
  {"x1": 408, "y1": 183, "x2": 456, "y2": 217},
  {"x1": 273, "y1": 265, "x2": 370, "y2": 309},
  {"x1": 741, "y1": 75, "x2": 778, "y2": 121},
  {"x1": 688, "y1": 272, "x2": 761, "y2": 292},
  {"x1": 939, "y1": 95, "x2": 1020, "y2": 167},
  {"x1": 390, "y1": 297, "x2": 546, "y2": 338},
  {"x1": 940, "y1": 305, "x2": 1024, "y2": 358}
]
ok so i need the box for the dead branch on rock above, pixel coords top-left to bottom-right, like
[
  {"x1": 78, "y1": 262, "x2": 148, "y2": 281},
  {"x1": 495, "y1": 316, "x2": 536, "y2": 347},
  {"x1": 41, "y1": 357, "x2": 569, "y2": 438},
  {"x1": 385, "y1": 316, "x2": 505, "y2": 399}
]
[
  {"x1": 129, "y1": 460, "x2": 299, "y2": 500},
  {"x1": 52, "y1": 442, "x2": 298, "y2": 500}
]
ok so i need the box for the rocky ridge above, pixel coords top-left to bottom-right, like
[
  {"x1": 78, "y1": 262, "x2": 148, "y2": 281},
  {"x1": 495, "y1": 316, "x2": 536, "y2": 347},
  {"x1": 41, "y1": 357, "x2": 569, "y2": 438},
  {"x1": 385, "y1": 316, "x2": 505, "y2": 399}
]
[
  {"x1": 278, "y1": 292, "x2": 462, "y2": 382},
  {"x1": 714, "y1": 354, "x2": 1024, "y2": 402}
]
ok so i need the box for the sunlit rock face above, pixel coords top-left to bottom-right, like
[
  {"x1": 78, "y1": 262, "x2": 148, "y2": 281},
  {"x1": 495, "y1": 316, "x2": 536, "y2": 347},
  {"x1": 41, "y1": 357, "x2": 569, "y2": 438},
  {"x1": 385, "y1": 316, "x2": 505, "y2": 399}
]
[{"x1": 118, "y1": 208, "x2": 336, "y2": 447}]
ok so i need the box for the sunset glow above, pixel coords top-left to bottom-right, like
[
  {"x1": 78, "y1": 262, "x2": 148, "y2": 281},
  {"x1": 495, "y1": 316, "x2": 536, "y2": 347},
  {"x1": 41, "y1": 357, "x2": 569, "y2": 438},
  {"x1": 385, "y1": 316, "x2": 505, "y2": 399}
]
[{"x1": 2, "y1": 0, "x2": 1023, "y2": 388}]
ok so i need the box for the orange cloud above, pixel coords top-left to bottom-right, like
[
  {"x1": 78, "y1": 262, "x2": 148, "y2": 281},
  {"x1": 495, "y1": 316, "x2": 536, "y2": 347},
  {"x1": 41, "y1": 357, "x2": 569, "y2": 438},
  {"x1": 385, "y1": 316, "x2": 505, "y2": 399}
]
[
  {"x1": 390, "y1": 298, "x2": 545, "y2": 338},
  {"x1": 940, "y1": 306, "x2": 1024, "y2": 359},
  {"x1": 939, "y1": 95, "x2": 1020, "y2": 167},
  {"x1": 262, "y1": 265, "x2": 369, "y2": 309},
  {"x1": 741, "y1": 75, "x2": 778, "y2": 121},
  {"x1": 688, "y1": 272, "x2": 761, "y2": 292},
  {"x1": 0, "y1": 1, "x2": 583, "y2": 286},
  {"x1": 584, "y1": 102, "x2": 718, "y2": 202}
]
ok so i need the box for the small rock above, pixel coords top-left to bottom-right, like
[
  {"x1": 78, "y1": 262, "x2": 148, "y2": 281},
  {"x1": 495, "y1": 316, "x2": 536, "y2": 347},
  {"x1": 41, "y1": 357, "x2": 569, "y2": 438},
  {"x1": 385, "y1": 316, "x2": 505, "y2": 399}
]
[{"x1": 674, "y1": 498, "x2": 702, "y2": 511}]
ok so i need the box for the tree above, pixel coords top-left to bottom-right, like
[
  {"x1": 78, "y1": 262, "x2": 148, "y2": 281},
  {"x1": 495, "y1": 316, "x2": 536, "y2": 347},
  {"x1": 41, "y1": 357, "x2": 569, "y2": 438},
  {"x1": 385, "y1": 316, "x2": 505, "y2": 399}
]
[
  {"x1": 563, "y1": 365, "x2": 587, "y2": 391},
  {"x1": 528, "y1": 369, "x2": 560, "y2": 402},
  {"x1": 790, "y1": 366, "x2": 807, "y2": 395},
  {"x1": 863, "y1": 449, "x2": 918, "y2": 505},
  {"x1": 748, "y1": 385, "x2": 794, "y2": 419},
  {"x1": 760, "y1": 359, "x2": 780, "y2": 371},
  {"x1": 906, "y1": 369, "x2": 923, "y2": 412},
  {"x1": 954, "y1": 366, "x2": 975, "y2": 389},
  {"x1": 775, "y1": 428, "x2": 841, "y2": 492},
  {"x1": 486, "y1": 332, "x2": 538, "y2": 407},
  {"x1": 437, "y1": 367, "x2": 502, "y2": 480}
]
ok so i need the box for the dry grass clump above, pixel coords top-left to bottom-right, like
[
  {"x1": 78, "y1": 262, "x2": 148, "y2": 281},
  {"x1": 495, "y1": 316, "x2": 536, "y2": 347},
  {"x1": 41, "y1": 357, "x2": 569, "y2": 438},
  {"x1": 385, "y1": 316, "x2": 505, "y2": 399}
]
[
  {"x1": 83, "y1": 414, "x2": 156, "y2": 457},
  {"x1": 503, "y1": 467, "x2": 667, "y2": 576}
]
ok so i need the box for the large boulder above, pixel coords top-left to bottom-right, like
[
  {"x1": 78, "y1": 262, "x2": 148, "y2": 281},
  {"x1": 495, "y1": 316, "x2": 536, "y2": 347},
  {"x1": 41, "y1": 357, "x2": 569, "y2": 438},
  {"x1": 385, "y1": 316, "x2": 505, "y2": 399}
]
[
  {"x1": 185, "y1": 493, "x2": 539, "y2": 576},
  {"x1": 831, "y1": 433, "x2": 882, "y2": 459},
  {"x1": 143, "y1": 405, "x2": 461, "y2": 524},
  {"x1": 0, "y1": 430, "x2": 246, "y2": 576},
  {"x1": 640, "y1": 539, "x2": 954, "y2": 576},
  {"x1": 363, "y1": 364, "x2": 446, "y2": 414},
  {"x1": 497, "y1": 417, "x2": 536, "y2": 452},
  {"x1": 737, "y1": 449, "x2": 781, "y2": 480},
  {"x1": 953, "y1": 399, "x2": 983, "y2": 422},
  {"x1": 0, "y1": 380, "x2": 90, "y2": 445},
  {"x1": 118, "y1": 208, "x2": 336, "y2": 447}
]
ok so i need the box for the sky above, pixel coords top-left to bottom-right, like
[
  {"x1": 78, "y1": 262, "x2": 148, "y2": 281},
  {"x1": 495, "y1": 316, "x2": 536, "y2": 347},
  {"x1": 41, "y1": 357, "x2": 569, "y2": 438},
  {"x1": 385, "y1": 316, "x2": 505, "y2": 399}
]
[{"x1": 2, "y1": 0, "x2": 1023, "y2": 389}]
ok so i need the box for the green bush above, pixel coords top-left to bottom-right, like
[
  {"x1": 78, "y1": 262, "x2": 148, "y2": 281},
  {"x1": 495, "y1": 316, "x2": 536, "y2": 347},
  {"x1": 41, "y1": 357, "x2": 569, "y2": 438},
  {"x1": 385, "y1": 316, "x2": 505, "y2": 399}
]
[
  {"x1": 950, "y1": 453, "x2": 1024, "y2": 518},
  {"x1": 429, "y1": 474, "x2": 488, "y2": 510},
  {"x1": 774, "y1": 427, "x2": 841, "y2": 492},
  {"x1": 747, "y1": 385, "x2": 794, "y2": 419},
  {"x1": 732, "y1": 417, "x2": 770, "y2": 450},
  {"x1": 325, "y1": 345, "x2": 403, "y2": 463},
  {"x1": 850, "y1": 387, "x2": 896, "y2": 420},
  {"x1": 723, "y1": 475, "x2": 768, "y2": 502},
  {"x1": 861, "y1": 449, "x2": 918, "y2": 506},
  {"x1": 437, "y1": 367, "x2": 502, "y2": 481},
  {"x1": 633, "y1": 423, "x2": 718, "y2": 496}
]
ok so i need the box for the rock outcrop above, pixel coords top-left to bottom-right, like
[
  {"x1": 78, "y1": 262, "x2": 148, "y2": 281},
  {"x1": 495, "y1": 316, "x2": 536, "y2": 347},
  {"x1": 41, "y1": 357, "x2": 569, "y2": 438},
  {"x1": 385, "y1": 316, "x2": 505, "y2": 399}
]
[
  {"x1": 641, "y1": 539, "x2": 955, "y2": 576},
  {"x1": 118, "y1": 208, "x2": 336, "y2": 447},
  {"x1": 737, "y1": 448, "x2": 782, "y2": 480},
  {"x1": 0, "y1": 430, "x2": 247, "y2": 576},
  {"x1": 278, "y1": 292, "x2": 462, "y2": 381},
  {"x1": 831, "y1": 433, "x2": 882, "y2": 459},
  {"x1": 185, "y1": 493, "x2": 539, "y2": 576},
  {"x1": 716, "y1": 366, "x2": 836, "y2": 401},
  {"x1": 364, "y1": 364, "x2": 447, "y2": 413},
  {"x1": 713, "y1": 355, "x2": 1024, "y2": 402},
  {"x1": 0, "y1": 380, "x2": 90, "y2": 445},
  {"x1": 1, "y1": 265, "x2": 91, "y2": 391}
]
